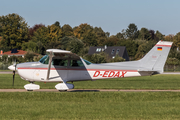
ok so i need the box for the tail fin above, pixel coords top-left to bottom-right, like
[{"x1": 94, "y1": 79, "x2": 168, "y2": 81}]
[{"x1": 139, "y1": 41, "x2": 173, "y2": 73}]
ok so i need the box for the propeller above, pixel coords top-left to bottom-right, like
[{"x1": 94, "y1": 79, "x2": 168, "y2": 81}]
[{"x1": 12, "y1": 60, "x2": 16, "y2": 86}]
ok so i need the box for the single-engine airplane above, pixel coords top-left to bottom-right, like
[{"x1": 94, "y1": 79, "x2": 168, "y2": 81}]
[{"x1": 8, "y1": 41, "x2": 172, "y2": 91}]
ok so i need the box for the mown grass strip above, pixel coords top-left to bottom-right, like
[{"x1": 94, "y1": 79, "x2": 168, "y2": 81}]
[{"x1": 0, "y1": 92, "x2": 180, "y2": 120}]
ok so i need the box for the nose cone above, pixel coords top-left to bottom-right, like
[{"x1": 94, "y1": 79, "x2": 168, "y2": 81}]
[{"x1": 8, "y1": 65, "x2": 16, "y2": 71}]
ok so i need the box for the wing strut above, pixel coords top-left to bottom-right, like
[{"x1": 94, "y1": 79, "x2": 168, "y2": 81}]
[{"x1": 46, "y1": 51, "x2": 53, "y2": 80}]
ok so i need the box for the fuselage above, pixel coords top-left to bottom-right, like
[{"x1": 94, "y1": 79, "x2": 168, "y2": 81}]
[{"x1": 16, "y1": 58, "x2": 149, "y2": 83}]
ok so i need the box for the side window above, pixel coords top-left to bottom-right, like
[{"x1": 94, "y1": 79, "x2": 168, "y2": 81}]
[
  {"x1": 70, "y1": 60, "x2": 84, "y2": 67},
  {"x1": 52, "y1": 59, "x2": 68, "y2": 66},
  {"x1": 111, "y1": 49, "x2": 115, "y2": 55}
]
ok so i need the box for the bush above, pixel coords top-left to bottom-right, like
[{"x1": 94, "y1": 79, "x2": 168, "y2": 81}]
[
  {"x1": 24, "y1": 51, "x2": 37, "y2": 62},
  {"x1": 110, "y1": 55, "x2": 125, "y2": 62},
  {"x1": 1, "y1": 54, "x2": 8, "y2": 63},
  {"x1": 33, "y1": 55, "x2": 43, "y2": 62}
]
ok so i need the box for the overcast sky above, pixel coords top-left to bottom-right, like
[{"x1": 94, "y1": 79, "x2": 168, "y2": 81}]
[{"x1": 1, "y1": 0, "x2": 180, "y2": 36}]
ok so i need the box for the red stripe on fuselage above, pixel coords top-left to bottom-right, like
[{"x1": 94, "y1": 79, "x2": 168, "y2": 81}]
[
  {"x1": 86, "y1": 69, "x2": 137, "y2": 72},
  {"x1": 17, "y1": 67, "x2": 138, "y2": 72}
]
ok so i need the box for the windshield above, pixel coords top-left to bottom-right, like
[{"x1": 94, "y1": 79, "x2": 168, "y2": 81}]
[
  {"x1": 39, "y1": 55, "x2": 49, "y2": 64},
  {"x1": 83, "y1": 59, "x2": 92, "y2": 65}
]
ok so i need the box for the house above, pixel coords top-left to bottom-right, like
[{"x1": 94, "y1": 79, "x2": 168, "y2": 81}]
[
  {"x1": 88, "y1": 46, "x2": 129, "y2": 61},
  {"x1": 0, "y1": 49, "x2": 27, "y2": 58}
]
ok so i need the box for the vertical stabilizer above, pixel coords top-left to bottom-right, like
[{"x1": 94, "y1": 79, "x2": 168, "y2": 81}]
[{"x1": 139, "y1": 41, "x2": 173, "y2": 73}]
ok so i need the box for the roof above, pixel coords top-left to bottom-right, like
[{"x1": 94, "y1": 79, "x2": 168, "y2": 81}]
[
  {"x1": 1, "y1": 50, "x2": 27, "y2": 56},
  {"x1": 88, "y1": 46, "x2": 129, "y2": 61}
]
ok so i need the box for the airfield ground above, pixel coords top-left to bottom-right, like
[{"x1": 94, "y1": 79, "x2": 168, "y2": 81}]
[
  {"x1": 1, "y1": 92, "x2": 180, "y2": 119},
  {"x1": 1, "y1": 73, "x2": 180, "y2": 119},
  {"x1": 1, "y1": 73, "x2": 180, "y2": 90}
]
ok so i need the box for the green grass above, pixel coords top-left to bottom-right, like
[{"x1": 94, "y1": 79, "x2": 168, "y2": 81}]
[
  {"x1": 0, "y1": 70, "x2": 12, "y2": 72},
  {"x1": 1, "y1": 74, "x2": 180, "y2": 89},
  {"x1": 1, "y1": 75, "x2": 180, "y2": 119},
  {"x1": 0, "y1": 92, "x2": 180, "y2": 120}
]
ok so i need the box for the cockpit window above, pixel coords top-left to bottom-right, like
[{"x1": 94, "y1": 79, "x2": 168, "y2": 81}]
[
  {"x1": 70, "y1": 60, "x2": 84, "y2": 67},
  {"x1": 83, "y1": 59, "x2": 92, "y2": 65},
  {"x1": 39, "y1": 55, "x2": 49, "y2": 64},
  {"x1": 52, "y1": 59, "x2": 68, "y2": 66}
]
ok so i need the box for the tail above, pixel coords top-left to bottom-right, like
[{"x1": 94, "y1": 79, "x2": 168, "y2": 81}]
[{"x1": 139, "y1": 41, "x2": 173, "y2": 74}]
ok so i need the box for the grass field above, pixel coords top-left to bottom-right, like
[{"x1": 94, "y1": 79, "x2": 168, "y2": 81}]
[
  {"x1": 1, "y1": 74, "x2": 180, "y2": 119},
  {"x1": 0, "y1": 74, "x2": 180, "y2": 89},
  {"x1": 1, "y1": 92, "x2": 180, "y2": 119}
]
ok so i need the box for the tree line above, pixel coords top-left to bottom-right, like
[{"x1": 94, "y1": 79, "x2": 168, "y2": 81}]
[{"x1": 0, "y1": 13, "x2": 180, "y2": 67}]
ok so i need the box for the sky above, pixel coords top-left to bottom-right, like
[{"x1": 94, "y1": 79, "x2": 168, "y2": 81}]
[{"x1": 1, "y1": 0, "x2": 180, "y2": 36}]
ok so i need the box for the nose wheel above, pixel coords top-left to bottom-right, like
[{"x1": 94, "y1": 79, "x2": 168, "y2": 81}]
[{"x1": 24, "y1": 82, "x2": 40, "y2": 91}]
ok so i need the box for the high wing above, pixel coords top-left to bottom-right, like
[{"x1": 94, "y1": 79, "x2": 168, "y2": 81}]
[{"x1": 46, "y1": 49, "x2": 80, "y2": 59}]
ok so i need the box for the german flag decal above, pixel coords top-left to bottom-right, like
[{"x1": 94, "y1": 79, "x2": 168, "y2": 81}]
[{"x1": 157, "y1": 47, "x2": 162, "y2": 51}]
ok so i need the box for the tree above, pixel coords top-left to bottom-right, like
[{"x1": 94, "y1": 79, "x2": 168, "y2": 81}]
[
  {"x1": 173, "y1": 32, "x2": 180, "y2": 48},
  {"x1": 1, "y1": 54, "x2": 8, "y2": 63},
  {"x1": 166, "y1": 58, "x2": 179, "y2": 71},
  {"x1": 116, "y1": 32, "x2": 124, "y2": 40},
  {"x1": 117, "y1": 40, "x2": 139, "y2": 59},
  {"x1": 0, "y1": 13, "x2": 29, "y2": 50},
  {"x1": 28, "y1": 24, "x2": 45, "y2": 39},
  {"x1": 31, "y1": 24, "x2": 63, "y2": 50},
  {"x1": 138, "y1": 28, "x2": 150, "y2": 40},
  {"x1": 135, "y1": 41, "x2": 155, "y2": 60},
  {"x1": 105, "y1": 32, "x2": 110, "y2": 38},
  {"x1": 62, "y1": 24, "x2": 73, "y2": 36},
  {"x1": 104, "y1": 36, "x2": 119, "y2": 46},
  {"x1": 149, "y1": 30, "x2": 157, "y2": 41},
  {"x1": 126, "y1": 23, "x2": 139, "y2": 40},
  {"x1": 82, "y1": 29, "x2": 98, "y2": 46},
  {"x1": 94, "y1": 27, "x2": 107, "y2": 46},
  {"x1": 73, "y1": 23, "x2": 93, "y2": 40},
  {"x1": 54, "y1": 21, "x2": 61, "y2": 28},
  {"x1": 31, "y1": 26, "x2": 49, "y2": 47},
  {"x1": 60, "y1": 36, "x2": 84, "y2": 54},
  {"x1": 164, "y1": 34, "x2": 174, "y2": 42},
  {"x1": 24, "y1": 51, "x2": 37, "y2": 62},
  {"x1": 22, "y1": 40, "x2": 45, "y2": 54},
  {"x1": 22, "y1": 40, "x2": 37, "y2": 52},
  {"x1": 86, "y1": 52, "x2": 107, "y2": 63},
  {"x1": 155, "y1": 30, "x2": 164, "y2": 40},
  {"x1": 110, "y1": 55, "x2": 125, "y2": 62}
]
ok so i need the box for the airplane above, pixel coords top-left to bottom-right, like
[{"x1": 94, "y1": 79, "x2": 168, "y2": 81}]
[{"x1": 8, "y1": 40, "x2": 173, "y2": 91}]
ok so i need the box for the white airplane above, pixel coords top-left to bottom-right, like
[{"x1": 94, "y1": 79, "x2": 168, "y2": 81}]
[{"x1": 8, "y1": 41, "x2": 172, "y2": 91}]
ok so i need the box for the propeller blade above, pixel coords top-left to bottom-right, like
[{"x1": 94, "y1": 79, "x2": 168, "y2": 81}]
[
  {"x1": 12, "y1": 60, "x2": 16, "y2": 86},
  {"x1": 12, "y1": 70, "x2": 15, "y2": 86}
]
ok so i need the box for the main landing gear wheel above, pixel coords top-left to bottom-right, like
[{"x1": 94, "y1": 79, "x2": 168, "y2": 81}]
[{"x1": 55, "y1": 83, "x2": 74, "y2": 91}]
